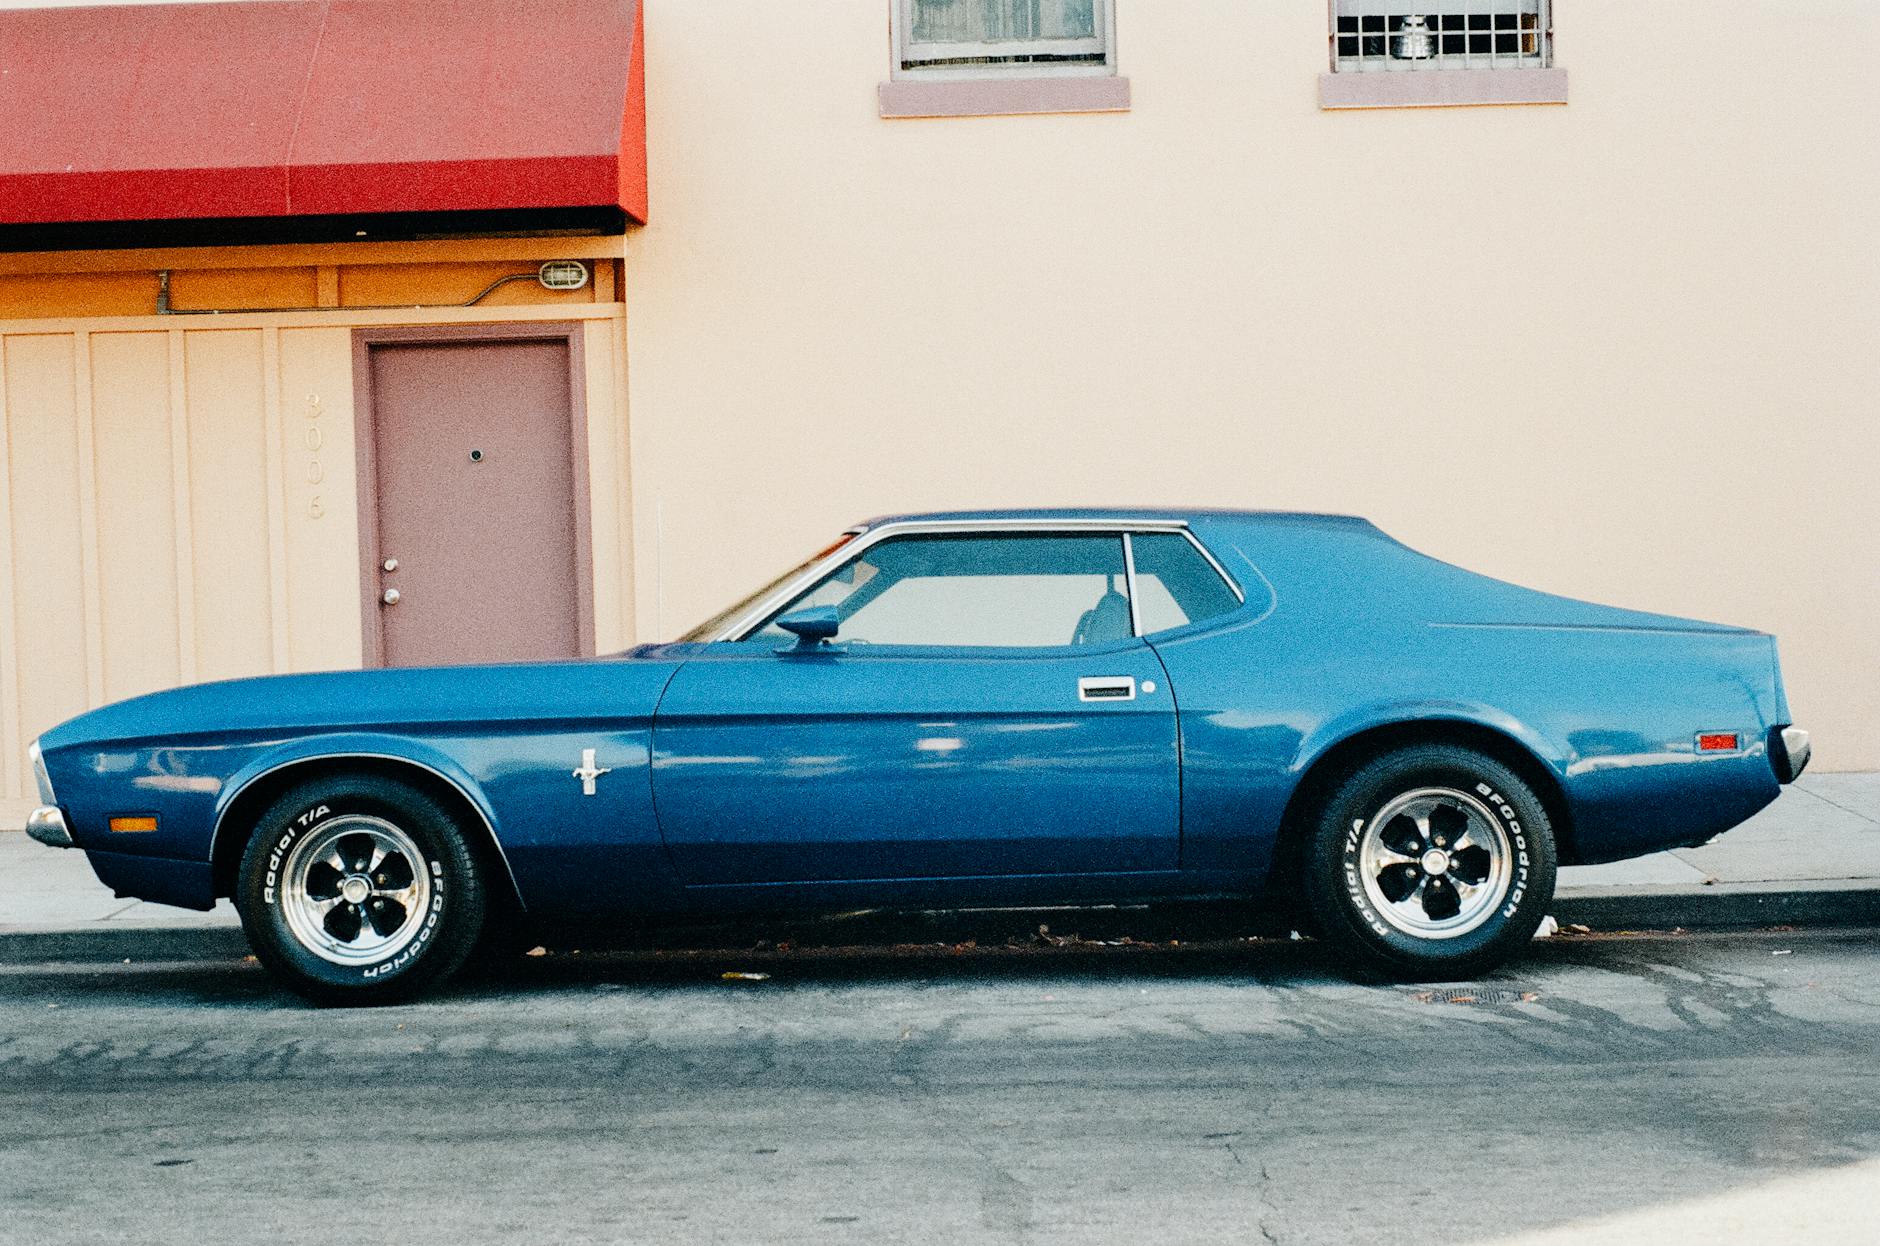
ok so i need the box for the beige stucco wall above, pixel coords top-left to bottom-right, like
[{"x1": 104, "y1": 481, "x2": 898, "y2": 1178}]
[
  {"x1": 622, "y1": 0, "x2": 1880, "y2": 770},
  {"x1": 0, "y1": 305, "x2": 633, "y2": 803}
]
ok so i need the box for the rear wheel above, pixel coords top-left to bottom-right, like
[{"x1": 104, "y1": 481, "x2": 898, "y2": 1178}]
[
  {"x1": 236, "y1": 774, "x2": 486, "y2": 1006},
  {"x1": 1303, "y1": 745, "x2": 1555, "y2": 979}
]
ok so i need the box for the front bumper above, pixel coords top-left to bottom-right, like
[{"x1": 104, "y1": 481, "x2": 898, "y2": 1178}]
[
  {"x1": 26, "y1": 806, "x2": 74, "y2": 849},
  {"x1": 1771, "y1": 726, "x2": 1811, "y2": 784}
]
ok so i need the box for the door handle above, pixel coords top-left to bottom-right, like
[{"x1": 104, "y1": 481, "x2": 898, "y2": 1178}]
[{"x1": 1078, "y1": 676, "x2": 1136, "y2": 702}]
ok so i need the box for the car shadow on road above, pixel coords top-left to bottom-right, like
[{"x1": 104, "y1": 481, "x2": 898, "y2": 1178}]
[
  {"x1": 5, "y1": 933, "x2": 1389, "y2": 1010},
  {"x1": 10, "y1": 922, "x2": 1861, "y2": 1011}
]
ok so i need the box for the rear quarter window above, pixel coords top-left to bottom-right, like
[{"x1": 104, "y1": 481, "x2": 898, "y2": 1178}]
[{"x1": 1131, "y1": 532, "x2": 1247, "y2": 634}]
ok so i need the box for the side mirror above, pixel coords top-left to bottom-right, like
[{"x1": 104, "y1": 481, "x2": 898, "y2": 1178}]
[{"x1": 775, "y1": 606, "x2": 840, "y2": 649}]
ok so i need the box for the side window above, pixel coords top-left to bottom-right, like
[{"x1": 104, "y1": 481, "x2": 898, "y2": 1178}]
[
  {"x1": 1129, "y1": 533, "x2": 1243, "y2": 635},
  {"x1": 752, "y1": 533, "x2": 1131, "y2": 648}
]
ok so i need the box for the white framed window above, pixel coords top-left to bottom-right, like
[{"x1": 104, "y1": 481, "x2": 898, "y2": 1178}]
[
  {"x1": 1331, "y1": 0, "x2": 1552, "y2": 73},
  {"x1": 894, "y1": 0, "x2": 1117, "y2": 79}
]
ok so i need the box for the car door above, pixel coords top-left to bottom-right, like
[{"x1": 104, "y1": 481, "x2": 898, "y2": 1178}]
[{"x1": 650, "y1": 530, "x2": 1180, "y2": 885}]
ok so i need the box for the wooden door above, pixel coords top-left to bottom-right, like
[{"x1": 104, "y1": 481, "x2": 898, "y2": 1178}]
[{"x1": 358, "y1": 328, "x2": 590, "y2": 667}]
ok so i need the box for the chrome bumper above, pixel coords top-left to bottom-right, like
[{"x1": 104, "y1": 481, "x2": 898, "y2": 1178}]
[
  {"x1": 1772, "y1": 726, "x2": 1811, "y2": 785},
  {"x1": 26, "y1": 805, "x2": 74, "y2": 849}
]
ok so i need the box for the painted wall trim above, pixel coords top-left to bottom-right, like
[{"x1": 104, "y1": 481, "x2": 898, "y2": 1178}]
[
  {"x1": 1319, "y1": 68, "x2": 1568, "y2": 109},
  {"x1": 0, "y1": 236, "x2": 628, "y2": 278},
  {"x1": 0, "y1": 335, "x2": 18, "y2": 800},
  {"x1": 0, "y1": 305, "x2": 621, "y2": 339},
  {"x1": 879, "y1": 75, "x2": 1131, "y2": 119}
]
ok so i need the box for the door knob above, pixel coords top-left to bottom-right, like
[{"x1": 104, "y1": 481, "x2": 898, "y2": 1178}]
[{"x1": 381, "y1": 588, "x2": 401, "y2": 606}]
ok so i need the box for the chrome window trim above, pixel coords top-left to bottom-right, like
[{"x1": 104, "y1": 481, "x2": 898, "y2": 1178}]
[
  {"x1": 712, "y1": 517, "x2": 1243, "y2": 643},
  {"x1": 207, "y1": 752, "x2": 525, "y2": 910},
  {"x1": 1120, "y1": 533, "x2": 1146, "y2": 638}
]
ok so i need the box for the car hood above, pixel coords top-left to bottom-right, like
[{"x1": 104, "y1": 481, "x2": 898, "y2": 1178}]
[{"x1": 36, "y1": 646, "x2": 688, "y2": 753}]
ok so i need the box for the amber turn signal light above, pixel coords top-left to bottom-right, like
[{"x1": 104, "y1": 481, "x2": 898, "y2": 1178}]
[
  {"x1": 108, "y1": 816, "x2": 159, "y2": 833},
  {"x1": 1696, "y1": 733, "x2": 1740, "y2": 752}
]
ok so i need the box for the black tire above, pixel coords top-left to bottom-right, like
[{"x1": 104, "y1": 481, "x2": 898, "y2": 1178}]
[
  {"x1": 236, "y1": 774, "x2": 486, "y2": 1006},
  {"x1": 1302, "y1": 745, "x2": 1556, "y2": 980}
]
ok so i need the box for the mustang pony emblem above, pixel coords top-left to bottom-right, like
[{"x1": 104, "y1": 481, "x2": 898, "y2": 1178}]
[{"x1": 572, "y1": 748, "x2": 613, "y2": 796}]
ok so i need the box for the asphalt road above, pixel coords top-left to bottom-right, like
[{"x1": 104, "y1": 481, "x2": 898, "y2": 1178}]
[{"x1": 1, "y1": 928, "x2": 1877, "y2": 1245}]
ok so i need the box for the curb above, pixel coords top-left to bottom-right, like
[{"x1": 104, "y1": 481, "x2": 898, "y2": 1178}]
[
  {"x1": 3, "y1": 883, "x2": 1877, "y2": 964},
  {"x1": 1551, "y1": 879, "x2": 1880, "y2": 932},
  {"x1": 0, "y1": 926, "x2": 248, "y2": 965}
]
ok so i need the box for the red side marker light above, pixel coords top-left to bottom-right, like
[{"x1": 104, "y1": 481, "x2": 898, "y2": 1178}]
[{"x1": 1697, "y1": 733, "x2": 1739, "y2": 753}]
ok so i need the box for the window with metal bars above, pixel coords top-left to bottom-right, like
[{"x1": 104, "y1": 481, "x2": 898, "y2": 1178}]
[
  {"x1": 1332, "y1": 0, "x2": 1551, "y2": 72},
  {"x1": 895, "y1": 0, "x2": 1115, "y2": 77}
]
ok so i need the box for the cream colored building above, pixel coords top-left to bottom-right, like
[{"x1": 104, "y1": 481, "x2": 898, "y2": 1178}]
[{"x1": 2, "y1": 0, "x2": 1876, "y2": 820}]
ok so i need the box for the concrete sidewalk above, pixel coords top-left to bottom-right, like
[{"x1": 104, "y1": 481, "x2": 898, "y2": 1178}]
[{"x1": 3, "y1": 774, "x2": 1877, "y2": 947}]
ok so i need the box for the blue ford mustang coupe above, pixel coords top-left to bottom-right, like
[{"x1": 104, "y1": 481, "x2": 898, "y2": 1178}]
[{"x1": 27, "y1": 509, "x2": 1809, "y2": 1004}]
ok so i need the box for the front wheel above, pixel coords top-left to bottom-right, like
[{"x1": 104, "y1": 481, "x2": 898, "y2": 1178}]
[
  {"x1": 236, "y1": 774, "x2": 486, "y2": 1006},
  {"x1": 1303, "y1": 745, "x2": 1556, "y2": 979}
]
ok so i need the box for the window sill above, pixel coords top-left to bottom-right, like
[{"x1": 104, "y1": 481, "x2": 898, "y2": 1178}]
[
  {"x1": 1319, "y1": 67, "x2": 1567, "y2": 110},
  {"x1": 879, "y1": 75, "x2": 1131, "y2": 119}
]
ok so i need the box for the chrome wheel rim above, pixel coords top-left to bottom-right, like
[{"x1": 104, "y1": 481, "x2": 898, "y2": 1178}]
[
  {"x1": 280, "y1": 815, "x2": 432, "y2": 966},
  {"x1": 1357, "y1": 787, "x2": 1513, "y2": 940}
]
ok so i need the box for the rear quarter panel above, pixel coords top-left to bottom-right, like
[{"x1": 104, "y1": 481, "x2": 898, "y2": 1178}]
[{"x1": 1168, "y1": 517, "x2": 1783, "y2": 879}]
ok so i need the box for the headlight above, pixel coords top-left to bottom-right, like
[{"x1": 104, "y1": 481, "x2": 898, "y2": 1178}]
[{"x1": 29, "y1": 740, "x2": 56, "y2": 805}]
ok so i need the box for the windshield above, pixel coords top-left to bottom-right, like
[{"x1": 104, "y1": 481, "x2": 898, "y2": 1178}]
[{"x1": 675, "y1": 532, "x2": 860, "y2": 641}]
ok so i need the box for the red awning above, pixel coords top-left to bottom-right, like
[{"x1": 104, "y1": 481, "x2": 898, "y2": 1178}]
[{"x1": 0, "y1": 0, "x2": 646, "y2": 235}]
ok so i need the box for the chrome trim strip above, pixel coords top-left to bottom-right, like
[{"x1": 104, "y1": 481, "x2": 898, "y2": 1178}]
[
  {"x1": 1120, "y1": 532, "x2": 1145, "y2": 638},
  {"x1": 1778, "y1": 726, "x2": 1811, "y2": 784},
  {"x1": 29, "y1": 739, "x2": 56, "y2": 806},
  {"x1": 715, "y1": 517, "x2": 1197, "y2": 642},
  {"x1": 26, "y1": 806, "x2": 74, "y2": 850},
  {"x1": 207, "y1": 753, "x2": 526, "y2": 911}
]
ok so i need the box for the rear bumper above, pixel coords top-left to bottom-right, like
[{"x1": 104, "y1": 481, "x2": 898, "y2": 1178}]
[
  {"x1": 1770, "y1": 726, "x2": 1811, "y2": 784},
  {"x1": 26, "y1": 805, "x2": 75, "y2": 849}
]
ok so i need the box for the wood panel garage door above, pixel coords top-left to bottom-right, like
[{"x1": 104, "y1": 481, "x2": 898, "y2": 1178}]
[{"x1": 356, "y1": 325, "x2": 592, "y2": 668}]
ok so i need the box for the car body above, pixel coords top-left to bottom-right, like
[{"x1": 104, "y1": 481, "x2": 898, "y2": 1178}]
[{"x1": 27, "y1": 509, "x2": 1810, "y2": 999}]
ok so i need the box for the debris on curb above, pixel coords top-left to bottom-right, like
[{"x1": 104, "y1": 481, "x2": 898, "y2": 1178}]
[
  {"x1": 1409, "y1": 987, "x2": 1541, "y2": 1006},
  {"x1": 721, "y1": 971, "x2": 771, "y2": 982}
]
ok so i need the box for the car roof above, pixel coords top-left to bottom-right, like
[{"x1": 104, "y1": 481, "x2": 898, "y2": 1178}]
[{"x1": 856, "y1": 507, "x2": 1373, "y2": 530}]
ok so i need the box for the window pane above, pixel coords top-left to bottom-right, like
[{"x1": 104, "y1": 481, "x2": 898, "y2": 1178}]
[
  {"x1": 910, "y1": 0, "x2": 1097, "y2": 45},
  {"x1": 1129, "y1": 534, "x2": 1242, "y2": 635},
  {"x1": 754, "y1": 533, "x2": 1130, "y2": 648},
  {"x1": 680, "y1": 534, "x2": 856, "y2": 642}
]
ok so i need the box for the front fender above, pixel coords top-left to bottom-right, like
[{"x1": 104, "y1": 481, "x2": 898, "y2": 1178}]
[
  {"x1": 210, "y1": 733, "x2": 500, "y2": 854},
  {"x1": 206, "y1": 732, "x2": 510, "y2": 898}
]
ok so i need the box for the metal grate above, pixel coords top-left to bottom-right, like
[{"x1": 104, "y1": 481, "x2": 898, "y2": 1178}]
[
  {"x1": 1407, "y1": 986, "x2": 1541, "y2": 1005},
  {"x1": 1332, "y1": 0, "x2": 1551, "y2": 72}
]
